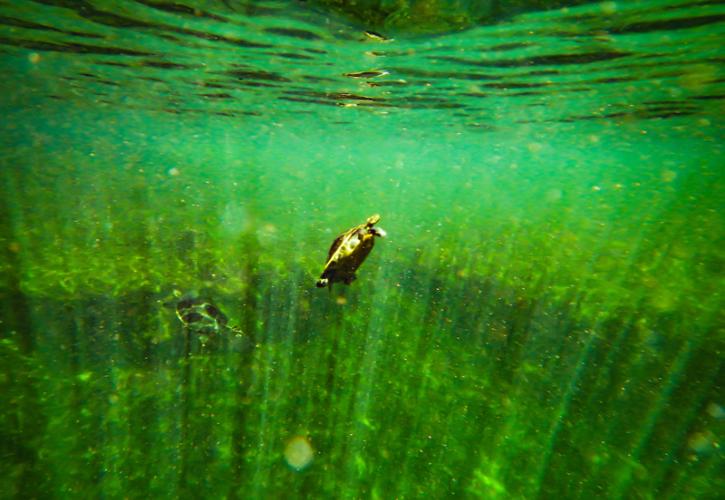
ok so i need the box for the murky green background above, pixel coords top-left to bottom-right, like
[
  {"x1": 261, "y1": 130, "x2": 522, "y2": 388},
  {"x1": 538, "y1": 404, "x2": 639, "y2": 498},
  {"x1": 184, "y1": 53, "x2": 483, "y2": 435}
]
[{"x1": 1, "y1": 1, "x2": 723, "y2": 498}]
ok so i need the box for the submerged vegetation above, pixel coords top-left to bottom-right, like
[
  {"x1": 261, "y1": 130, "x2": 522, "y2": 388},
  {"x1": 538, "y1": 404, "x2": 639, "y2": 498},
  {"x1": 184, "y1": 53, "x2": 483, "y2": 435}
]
[{"x1": 1, "y1": 130, "x2": 722, "y2": 497}]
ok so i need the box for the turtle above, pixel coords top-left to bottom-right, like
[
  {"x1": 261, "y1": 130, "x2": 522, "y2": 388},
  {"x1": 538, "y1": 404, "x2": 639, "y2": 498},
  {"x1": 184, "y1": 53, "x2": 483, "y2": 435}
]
[
  {"x1": 316, "y1": 214, "x2": 386, "y2": 290},
  {"x1": 171, "y1": 292, "x2": 242, "y2": 345},
  {"x1": 175, "y1": 296, "x2": 230, "y2": 337}
]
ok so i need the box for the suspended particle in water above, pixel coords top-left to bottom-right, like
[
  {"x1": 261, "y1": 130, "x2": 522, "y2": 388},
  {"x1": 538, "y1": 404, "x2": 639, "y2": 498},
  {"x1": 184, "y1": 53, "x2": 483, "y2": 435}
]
[
  {"x1": 221, "y1": 203, "x2": 251, "y2": 235},
  {"x1": 600, "y1": 2, "x2": 618, "y2": 14},
  {"x1": 706, "y1": 403, "x2": 724, "y2": 419},
  {"x1": 688, "y1": 431, "x2": 717, "y2": 455},
  {"x1": 545, "y1": 189, "x2": 562, "y2": 202},
  {"x1": 661, "y1": 170, "x2": 677, "y2": 183},
  {"x1": 284, "y1": 436, "x2": 314, "y2": 471},
  {"x1": 168, "y1": 167, "x2": 180, "y2": 177},
  {"x1": 28, "y1": 52, "x2": 40, "y2": 64}
]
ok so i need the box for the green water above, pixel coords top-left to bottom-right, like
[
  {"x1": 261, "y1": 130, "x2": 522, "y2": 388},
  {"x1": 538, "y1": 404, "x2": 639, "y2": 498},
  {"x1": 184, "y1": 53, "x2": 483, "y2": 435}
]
[{"x1": 1, "y1": 1, "x2": 723, "y2": 498}]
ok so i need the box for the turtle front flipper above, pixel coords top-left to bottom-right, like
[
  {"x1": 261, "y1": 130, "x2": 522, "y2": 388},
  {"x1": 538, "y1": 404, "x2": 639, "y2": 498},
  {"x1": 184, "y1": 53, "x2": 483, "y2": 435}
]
[
  {"x1": 316, "y1": 277, "x2": 334, "y2": 293},
  {"x1": 317, "y1": 265, "x2": 337, "y2": 288}
]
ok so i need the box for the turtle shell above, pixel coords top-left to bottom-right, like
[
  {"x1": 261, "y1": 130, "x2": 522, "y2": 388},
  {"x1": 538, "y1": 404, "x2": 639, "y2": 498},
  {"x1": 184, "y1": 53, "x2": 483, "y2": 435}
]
[
  {"x1": 316, "y1": 214, "x2": 385, "y2": 289},
  {"x1": 175, "y1": 297, "x2": 229, "y2": 336}
]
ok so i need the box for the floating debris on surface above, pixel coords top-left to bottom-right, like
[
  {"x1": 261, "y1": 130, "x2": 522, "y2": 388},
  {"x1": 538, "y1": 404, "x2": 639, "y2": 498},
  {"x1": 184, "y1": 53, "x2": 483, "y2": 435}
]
[
  {"x1": 344, "y1": 70, "x2": 389, "y2": 79},
  {"x1": 364, "y1": 30, "x2": 391, "y2": 42}
]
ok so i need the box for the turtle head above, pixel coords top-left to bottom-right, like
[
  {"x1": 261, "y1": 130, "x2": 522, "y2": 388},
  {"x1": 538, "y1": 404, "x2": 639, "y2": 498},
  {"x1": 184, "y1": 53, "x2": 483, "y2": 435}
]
[{"x1": 365, "y1": 214, "x2": 381, "y2": 227}]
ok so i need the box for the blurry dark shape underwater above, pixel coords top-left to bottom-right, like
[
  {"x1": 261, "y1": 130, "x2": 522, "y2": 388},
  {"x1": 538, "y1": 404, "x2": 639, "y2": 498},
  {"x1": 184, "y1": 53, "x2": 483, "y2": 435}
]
[
  {"x1": 166, "y1": 291, "x2": 245, "y2": 353},
  {"x1": 175, "y1": 294, "x2": 229, "y2": 331}
]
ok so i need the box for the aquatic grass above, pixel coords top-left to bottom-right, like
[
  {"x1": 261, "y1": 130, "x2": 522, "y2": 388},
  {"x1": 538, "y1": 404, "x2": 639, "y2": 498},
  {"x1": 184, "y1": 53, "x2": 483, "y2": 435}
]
[
  {"x1": 2, "y1": 246, "x2": 721, "y2": 498},
  {"x1": 3, "y1": 161, "x2": 721, "y2": 500}
]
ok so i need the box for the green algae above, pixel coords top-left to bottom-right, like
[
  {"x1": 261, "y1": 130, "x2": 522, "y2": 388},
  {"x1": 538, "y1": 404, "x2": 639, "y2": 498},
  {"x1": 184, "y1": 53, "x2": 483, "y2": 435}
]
[{"x1": 1, "y1": 149, "x2": 721, "y2": 497}]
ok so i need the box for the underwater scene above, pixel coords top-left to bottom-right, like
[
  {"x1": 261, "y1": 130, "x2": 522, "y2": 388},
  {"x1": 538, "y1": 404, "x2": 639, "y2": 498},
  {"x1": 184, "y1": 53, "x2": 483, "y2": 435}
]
[{"x1": 0, "y1": 0, "x2": 723, "y2": 498}]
